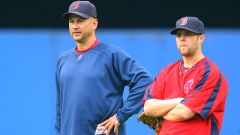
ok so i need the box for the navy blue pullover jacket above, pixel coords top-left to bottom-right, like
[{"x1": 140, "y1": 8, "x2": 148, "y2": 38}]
[{"x1": 55, "y1": 42, "x2": 153, "y2": 135}]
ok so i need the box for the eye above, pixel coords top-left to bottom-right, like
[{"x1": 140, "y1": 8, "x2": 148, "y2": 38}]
[
  {"x1": 176, "y1": 34, "x2": 180, "y2": 37},
  {"x1": 77, "y1": 19, "x2": 85, "y2": 23},
  {"x1": 69, "y1": 20, "x2": 74, "y2": 23},
  {"x1": 176, "y1": 33, "x2": 182, "y2": 37},
  {"x1": 185, "y1": 32, "x2": 194, "y2": 36}
]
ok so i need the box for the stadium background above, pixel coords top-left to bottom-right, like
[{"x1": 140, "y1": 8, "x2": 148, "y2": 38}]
[{"x1": 0, "y1": 0, "x2": 239, "y2": 135}]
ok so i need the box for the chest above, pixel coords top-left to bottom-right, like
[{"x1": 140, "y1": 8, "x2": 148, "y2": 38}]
[
  {"x1": 59, "y1": 52, "x2": 111, "y2": 83},
  {"x1": 163, "y1": 68, "x2": 201, "y2": 97}
]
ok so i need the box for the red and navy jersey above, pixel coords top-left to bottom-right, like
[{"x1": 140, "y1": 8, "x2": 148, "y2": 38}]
[{"x1": 144, "y1": 57, "x2": 228, "y2": 135}]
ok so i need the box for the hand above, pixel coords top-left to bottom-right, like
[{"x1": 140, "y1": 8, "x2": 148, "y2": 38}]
[
  {"x1": 99, "y1": 114, "x2": 120, "y2": 135},
  {"x1": 176, "y1": 97, "x2": 184, "y2": 103}
]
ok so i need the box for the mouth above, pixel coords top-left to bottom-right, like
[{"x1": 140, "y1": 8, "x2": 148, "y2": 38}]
[
  {"x1": 72, "y1": 32, "x2": 82, "y2": 36},
  {"x1": 180, "y1": 45, "x2": 188, "y2": 47}
]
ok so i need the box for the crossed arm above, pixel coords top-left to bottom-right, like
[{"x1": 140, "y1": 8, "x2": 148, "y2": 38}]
[{"x1": 144, "y1": 98, "x2": 197, "y2": 121}]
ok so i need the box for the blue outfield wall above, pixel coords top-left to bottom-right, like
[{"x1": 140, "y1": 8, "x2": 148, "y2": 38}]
[{"x1": 0, "y1": 29, "x2": 239, "y2": 135}]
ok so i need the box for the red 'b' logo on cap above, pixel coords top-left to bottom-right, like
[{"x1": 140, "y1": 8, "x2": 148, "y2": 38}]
[
  {"x1": 72, "y1": 1, "x2": 80, "y2": 9},
  {"x1": 180, "y1": 17, "x2": 188, "y2": 25}
]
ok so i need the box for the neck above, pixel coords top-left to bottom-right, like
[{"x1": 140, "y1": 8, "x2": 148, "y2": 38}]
[
  {"x1": 182, "y1": 52, "x2": 205, "y2": 68},
  {"x1": 76, "y1": 35, "x2": 96, "y2": 51}
]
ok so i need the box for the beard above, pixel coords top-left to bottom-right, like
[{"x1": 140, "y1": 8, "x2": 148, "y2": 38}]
[{"x1": 178, "y1": 47, "x2": 194, "y2": 57}]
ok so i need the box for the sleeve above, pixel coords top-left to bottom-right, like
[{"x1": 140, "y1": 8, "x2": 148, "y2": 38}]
[
  {"x1": 181, "y1": 63, "x2": 226, "y2": 119},
  {"x1": 142, "y1": 69, "x2": 166, "y2": 104},
  {"x1": 55, "y1": 59, "x2": 61, "y2": 135},
  {"x1": 112, "y1": 49, "x2": 153, "y2": 123}
]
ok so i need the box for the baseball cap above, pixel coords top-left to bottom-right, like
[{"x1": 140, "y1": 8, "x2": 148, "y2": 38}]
[
  {"x1": 63, "y1": 1, "x2": 97, "y2": 19},
  {"x1": 170, "y1": 16, "x2": 204, "y2": 34}
]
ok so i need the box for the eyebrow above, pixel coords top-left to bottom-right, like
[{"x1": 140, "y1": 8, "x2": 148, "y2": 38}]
[
  {"x1": 176, "y1": 31, "x2": 195, "y2": 35},
  {"x1": 68, "y1": 14, "x2": 86, "y2": 19},
  {"x1": 69, "y1": 17, "x2": 87, "y2": 20}
]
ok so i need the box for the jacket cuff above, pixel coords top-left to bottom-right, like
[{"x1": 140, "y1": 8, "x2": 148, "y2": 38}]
[{"x1": 116, "y1": 111, "x2": 127, "y2": 123}]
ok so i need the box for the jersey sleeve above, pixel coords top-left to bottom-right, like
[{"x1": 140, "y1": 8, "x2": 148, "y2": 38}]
[
  {"x1": 55, "y1": 59, "x2": 61, "y2": 135},
  {"x1": 143, "y1": 69, "x2": 166, "y2": 104},
  {"x1": 181, "y1": 62, "x2": 228, "y2": 119},
  {"x1": 112, "y1": 49, "x2": 153, "y2": 123}
]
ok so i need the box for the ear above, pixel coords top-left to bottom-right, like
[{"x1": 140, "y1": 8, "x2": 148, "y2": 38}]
[
  {"x1": 92, "y1": 19, "x2": 98, "y2": 30},
  {"x1": 199, "y1": 34, "x2": 205, "y2": 43}
]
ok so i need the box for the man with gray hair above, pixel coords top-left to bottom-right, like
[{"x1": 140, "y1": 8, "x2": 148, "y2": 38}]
[{"x1": 55, "y1": 1, "x2": 152, "y2": 135}]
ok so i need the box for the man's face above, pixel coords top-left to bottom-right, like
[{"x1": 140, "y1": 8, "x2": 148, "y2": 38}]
[
  {"x1": 68, "y1": 14, "x2": 97, "y2": 43},
  {"x1": 175, "y1": 29, "x2": 204, "y2": 57}
]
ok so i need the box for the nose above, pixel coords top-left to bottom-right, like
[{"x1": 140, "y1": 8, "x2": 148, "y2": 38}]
[
  {"x1": 73, "y1": 23, "x2": 79, "y2": 29},
  {"x1": 179, "y1": 34, "x2": 186, "y2": 41},
  {"x1": 71, "y1": 21, "x2": 80, "y2": 29}
]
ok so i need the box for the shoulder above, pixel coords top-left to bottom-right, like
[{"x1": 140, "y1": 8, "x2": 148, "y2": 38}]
[
  {"x1": 162, "y1": 60, "x2": 181, "y2": 73},
  {"x1": 200, "y1": 58, "x2": 228, "y2": 92},
  {"x1": 97, "y1": 42, "x2": 131, "y2": 58},
  {"x1": 166, "y1": 60, "x2": 181, "y2": 69},
  {"x1": 205, "y1": 58, "x2": 228, "y2": 82},
  {"x1": 201, "y1": 58, "x2": 221, "y2": 75},
  {"x1": 98, "y1": 42, "x2": 127, "y2": 53},
  {"x1": 154, "y1": 60, "x2": 180, "y2": 80},
  {"x1": 57, "y1": 48, "x2": 75, "y2": 64},
  {"x1": 197, "y1": 58, "x2": 229, "y2": 84}
]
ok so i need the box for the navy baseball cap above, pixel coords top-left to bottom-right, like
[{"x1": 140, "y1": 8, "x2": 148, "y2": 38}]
[
  {"x1": 170, "y1": 16, "x2": 204, "y2": 34},
  {"x1": 63, "y1": 1, "x2": 97, "y2": 19}
]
